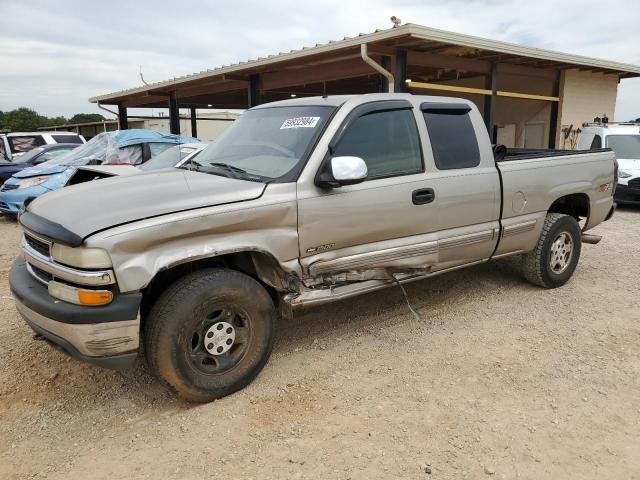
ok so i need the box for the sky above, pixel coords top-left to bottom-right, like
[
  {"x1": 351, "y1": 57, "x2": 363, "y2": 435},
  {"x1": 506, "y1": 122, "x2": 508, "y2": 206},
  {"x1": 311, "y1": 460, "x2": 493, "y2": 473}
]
[{"x1": 1, "y1": 0, "x2": 639, "y2": 120}]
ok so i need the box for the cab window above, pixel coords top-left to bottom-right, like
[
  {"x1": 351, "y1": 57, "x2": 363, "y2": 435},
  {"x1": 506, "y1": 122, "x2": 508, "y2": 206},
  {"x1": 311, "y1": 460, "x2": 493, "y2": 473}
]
[
  {"x1": 422, "y1": 108, "x2": 480, "y2": 170},
  {"x1": 333, "y1": 109, "x2": 423, "y2": 179}
]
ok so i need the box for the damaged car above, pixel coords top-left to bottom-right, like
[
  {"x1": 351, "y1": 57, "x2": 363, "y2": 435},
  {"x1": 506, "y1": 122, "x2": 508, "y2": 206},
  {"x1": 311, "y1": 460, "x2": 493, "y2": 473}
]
[
  {"x1": 0, "y1": 129, "x2": 197, "y2": 216},
  {"x1": 65, "y1": 143, "x2": 207, "y2": 186}
]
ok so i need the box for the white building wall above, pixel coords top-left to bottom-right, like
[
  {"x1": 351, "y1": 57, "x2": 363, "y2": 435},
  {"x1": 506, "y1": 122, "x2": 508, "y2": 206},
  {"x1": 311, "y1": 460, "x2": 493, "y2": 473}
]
[
  {"x1": 557, "y1": 70, "x2": 619, "y2": 149},
  {"x1": 143, "y1": 112, "x2": 240, "y2": 141}
]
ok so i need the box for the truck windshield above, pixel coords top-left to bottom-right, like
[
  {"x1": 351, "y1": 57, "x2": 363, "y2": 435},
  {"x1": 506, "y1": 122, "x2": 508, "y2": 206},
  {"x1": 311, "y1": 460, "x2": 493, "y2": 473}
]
[
  {"x1": 191, "y1": 106, "x2": 334, "y2": 180},
  {"x1": 606, "y1": 135, "x2": 640, "y2": 159}
]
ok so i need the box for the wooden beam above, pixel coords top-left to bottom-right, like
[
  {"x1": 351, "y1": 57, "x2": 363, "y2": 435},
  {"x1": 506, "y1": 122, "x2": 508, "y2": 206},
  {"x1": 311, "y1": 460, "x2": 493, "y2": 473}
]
[
  {"x1": 175, "y1": 79, "x2": 248, "y2": 98},
  {"x1": 261, "y1": 58, "x2": 377, "y2": 90},
  {"x1": 407, "y1": 51, "x2": 491, "y2": 74},
  {"x1": 122, "y1": 94, "x2": 172, "y2": 108},
  {"x1": 121, "y1": 80, "x2": 247, "y2": 106},
  {"x1": 496, "y1": 91, "x2": 559, "y2": 102},
  {"x1": 407, "y1": 80, "x2": 560, "y2": 101},
  {"x1": 497, "y1": 62, "x2": 559, "y2": 80},
  {"x1": 407, "y1": 81, "x2": 492, "y2": 95}
]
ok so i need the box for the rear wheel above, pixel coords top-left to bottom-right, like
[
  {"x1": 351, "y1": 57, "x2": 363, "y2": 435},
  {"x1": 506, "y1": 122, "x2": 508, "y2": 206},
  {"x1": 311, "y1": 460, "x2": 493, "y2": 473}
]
[
  {"x1": 522, "y1": 213, "x2": 582, "y2": 288},
  {"x1": 144, "y1": 268, "x2": 275, "y2": 402}
]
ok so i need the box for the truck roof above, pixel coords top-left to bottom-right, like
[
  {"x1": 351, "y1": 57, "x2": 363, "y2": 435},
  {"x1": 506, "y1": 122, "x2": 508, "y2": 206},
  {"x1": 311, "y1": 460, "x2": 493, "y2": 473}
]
[
  {"x1": 251, "y1": 93, "x2": 473, "y2": 109},
  {"x1": 1, "y1": 131, "x2": 80, "y2": 136}
]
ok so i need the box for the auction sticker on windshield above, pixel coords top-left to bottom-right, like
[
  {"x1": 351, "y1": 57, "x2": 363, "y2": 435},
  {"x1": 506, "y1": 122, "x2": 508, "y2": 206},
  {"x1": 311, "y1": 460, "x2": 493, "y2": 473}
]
[{"x1": 280, "y1": 117, "x2": 320, "y2": 129}]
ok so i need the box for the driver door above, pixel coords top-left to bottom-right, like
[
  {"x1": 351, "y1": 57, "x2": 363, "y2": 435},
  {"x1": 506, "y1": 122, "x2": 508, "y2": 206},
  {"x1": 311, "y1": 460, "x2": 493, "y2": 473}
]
[{"x1": 297, "y1": 100, "x2": 441, "y2": 278}]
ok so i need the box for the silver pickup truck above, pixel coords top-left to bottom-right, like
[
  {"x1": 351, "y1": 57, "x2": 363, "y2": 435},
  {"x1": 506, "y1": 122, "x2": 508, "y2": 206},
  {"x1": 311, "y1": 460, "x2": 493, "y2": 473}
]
[{"x1": 9, "y1": 94, "x2": 617, "y2": 402}]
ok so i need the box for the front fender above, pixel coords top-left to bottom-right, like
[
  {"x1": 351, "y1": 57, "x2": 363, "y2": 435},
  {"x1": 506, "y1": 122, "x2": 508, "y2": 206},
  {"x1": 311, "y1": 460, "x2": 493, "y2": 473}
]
[{"x1": 85, "y1": 187, "x2": 300, "y2": 293}]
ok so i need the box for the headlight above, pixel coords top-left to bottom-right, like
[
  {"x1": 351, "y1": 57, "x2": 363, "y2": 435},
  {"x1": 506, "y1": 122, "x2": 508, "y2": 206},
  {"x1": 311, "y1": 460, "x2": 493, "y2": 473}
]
[
  {"x1": 48, "y1": 281, "x2": 113, "y2": 306},
  {"x1": 16, "y1": 176, "x2": 50, "y2": 188},
  {"x1": 51, "y1": 243, "x2": 112, "y2": 268},
  {"x1": 618, "y1": 170, "x2": 632, "y2": 179}
]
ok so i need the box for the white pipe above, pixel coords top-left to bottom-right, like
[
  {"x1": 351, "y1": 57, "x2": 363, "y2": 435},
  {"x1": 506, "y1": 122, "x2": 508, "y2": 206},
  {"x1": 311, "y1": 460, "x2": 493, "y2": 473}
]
[
  {"x1": 97, "y1": 102, "x2": 119, "y2": 117},
  {"x1": 360, "y1": 43, "x2": 395, "y2": 93}
]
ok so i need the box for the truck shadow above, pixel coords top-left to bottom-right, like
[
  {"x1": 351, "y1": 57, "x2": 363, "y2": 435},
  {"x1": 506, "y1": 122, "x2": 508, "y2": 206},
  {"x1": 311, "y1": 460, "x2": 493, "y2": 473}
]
[
  {"x1": 615, "y1": 204, "x2": 640, "y2": 214},
  {"x1": 12, "y1": 258, "x2": 525, "y2": 414},
  {"x1": 274, "y1": 257, "x2": 524, "y2": 354}
]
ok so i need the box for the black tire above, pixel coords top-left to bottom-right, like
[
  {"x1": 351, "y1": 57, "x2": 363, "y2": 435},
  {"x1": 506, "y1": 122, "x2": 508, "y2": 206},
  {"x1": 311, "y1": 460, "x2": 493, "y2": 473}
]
[
  {"x1": 144, "y1": 268, "x2": 275, "y2": 402},
  {"x1": 522, "y1": 213, "x2": 582, "y2": 288}
]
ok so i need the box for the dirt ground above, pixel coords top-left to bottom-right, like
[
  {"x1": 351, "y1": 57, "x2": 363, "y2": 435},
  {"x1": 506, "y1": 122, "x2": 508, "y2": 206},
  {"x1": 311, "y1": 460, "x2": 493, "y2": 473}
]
[{"x1": 0, "y1": 208, "x2": 639, "y2": 480}]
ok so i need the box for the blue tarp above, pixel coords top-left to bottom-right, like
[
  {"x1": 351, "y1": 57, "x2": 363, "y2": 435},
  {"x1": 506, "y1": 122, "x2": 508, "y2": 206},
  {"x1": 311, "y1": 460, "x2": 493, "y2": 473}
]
[{"x1": 110, "y1": 129, "x2": 198, "y2": 148}]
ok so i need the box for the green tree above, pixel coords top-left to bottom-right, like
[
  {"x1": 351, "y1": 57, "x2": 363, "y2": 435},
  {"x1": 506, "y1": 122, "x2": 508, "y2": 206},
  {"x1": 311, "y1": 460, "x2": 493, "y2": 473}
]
[
  {"x1": 45, "y1": 116, "x2": 68, "y2": 126},
  {"x1": 1, "y1": 108, "x2": 47, "y2": 131},
  {"x1": 68, "y1": 113, "x2": 106, "y2": 124}
]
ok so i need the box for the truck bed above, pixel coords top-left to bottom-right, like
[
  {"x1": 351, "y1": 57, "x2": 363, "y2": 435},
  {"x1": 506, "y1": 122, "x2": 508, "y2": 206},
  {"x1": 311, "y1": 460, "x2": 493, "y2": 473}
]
[{"x1": 498, "y1": 147, "x2": 612, "y2": 162}]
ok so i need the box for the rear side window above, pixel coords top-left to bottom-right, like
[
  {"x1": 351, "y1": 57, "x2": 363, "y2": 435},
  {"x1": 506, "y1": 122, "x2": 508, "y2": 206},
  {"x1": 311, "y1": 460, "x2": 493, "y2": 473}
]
[
  {"x1": 333, "y1": 109, "x2": 422, "y2": 179},
  {"x1": 8, "y1": 136, "x2": 45, "y2": 153},
  {"x1": 52, "y1": 135, "x2": 83, "y2": 144},
  {"x1": 590, "y1": 135, "x2": 602, "y2": 149},
  {"x1": 423, "y1": 109, "x2": 480, "y2": 170}
]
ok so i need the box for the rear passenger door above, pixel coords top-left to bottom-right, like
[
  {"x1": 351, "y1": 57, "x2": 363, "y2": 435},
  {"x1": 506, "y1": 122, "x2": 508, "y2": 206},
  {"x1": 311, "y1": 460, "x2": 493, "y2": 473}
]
[{"x1": 419, "y1": 102, "x2": 501, "y2": 270}]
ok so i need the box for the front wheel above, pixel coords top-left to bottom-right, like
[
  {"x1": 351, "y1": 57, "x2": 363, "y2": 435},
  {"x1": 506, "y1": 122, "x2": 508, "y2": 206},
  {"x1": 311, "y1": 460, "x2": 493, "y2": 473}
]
[
  {"x1": 522, "y1": 213, "x2": 582, "y2": 288},
  {"x1": 144, "y1": 268, "x2": 276, "y2": 402}
]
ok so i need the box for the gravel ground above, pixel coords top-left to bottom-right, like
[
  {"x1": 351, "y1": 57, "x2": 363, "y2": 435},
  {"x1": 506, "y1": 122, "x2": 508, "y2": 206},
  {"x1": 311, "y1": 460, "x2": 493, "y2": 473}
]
[{"x1": 0, "y1": 209, "x2": 639, "y2": 480}]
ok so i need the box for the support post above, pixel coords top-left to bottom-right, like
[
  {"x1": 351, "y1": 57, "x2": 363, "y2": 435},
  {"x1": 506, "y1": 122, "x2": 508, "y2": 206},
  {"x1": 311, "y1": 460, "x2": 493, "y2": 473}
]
[
  {"x1": 483, "y1": 62, "x2": 498, "y2": 142},
  {"x1": 394, "y1": 49, "x2": 407, "y2": 93},
  {"x1": 169, "y1": 91, "x2": 180, "y2": 134},
  {"x1": 548, "y1": 76, "x2": 560, "y2": 148},
  {"x1": 190, "y1": 107, "x2": 198, "y2": 138},
  {"x1": 380, "y1": 56, "x2": 391, "y2": 92},
  {"x1": 248, "y1": 74, "x2": 261, "y2": 107},
  {"x1": 117, "y1": 104, "x2": 128, "y2": 130}
]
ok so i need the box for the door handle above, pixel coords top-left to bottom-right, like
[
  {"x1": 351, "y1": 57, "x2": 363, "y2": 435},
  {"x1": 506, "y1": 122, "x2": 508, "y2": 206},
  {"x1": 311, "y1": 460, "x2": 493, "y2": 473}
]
[{"x1": 412, "y1": 188, "x2": 435, "y2": 205}]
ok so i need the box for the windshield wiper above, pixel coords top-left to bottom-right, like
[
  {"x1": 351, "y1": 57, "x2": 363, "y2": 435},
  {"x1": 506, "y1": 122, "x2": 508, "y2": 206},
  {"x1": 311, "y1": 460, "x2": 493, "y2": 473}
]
[
  {"x1": 180, "y1": 162, "x2": 266, "y2": 182},
  {"x1": 208, "y1": 162, "x2": 248, "y2": 176}
]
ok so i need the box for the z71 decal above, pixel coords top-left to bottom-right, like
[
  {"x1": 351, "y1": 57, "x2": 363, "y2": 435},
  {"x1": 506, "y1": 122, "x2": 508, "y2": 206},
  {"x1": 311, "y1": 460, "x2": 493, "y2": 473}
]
[{"x1": 306, "y1": 243, "x2": 335, "y2": 253}]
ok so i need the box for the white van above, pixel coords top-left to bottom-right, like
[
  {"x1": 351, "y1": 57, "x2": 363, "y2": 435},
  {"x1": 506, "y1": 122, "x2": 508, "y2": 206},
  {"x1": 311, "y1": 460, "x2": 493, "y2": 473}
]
[
  {"x1": 0, "y1": 131, "x2": 86, "y2": 162},
  {"x1": 577, "y1": 121, "x2": 640, "y2": 205}
]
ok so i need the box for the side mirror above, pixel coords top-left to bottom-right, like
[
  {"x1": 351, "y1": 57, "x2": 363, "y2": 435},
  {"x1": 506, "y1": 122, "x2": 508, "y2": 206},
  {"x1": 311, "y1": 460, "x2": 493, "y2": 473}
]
[{"x1": 315, "y1": 156, "x2": 368, "y2": 188}]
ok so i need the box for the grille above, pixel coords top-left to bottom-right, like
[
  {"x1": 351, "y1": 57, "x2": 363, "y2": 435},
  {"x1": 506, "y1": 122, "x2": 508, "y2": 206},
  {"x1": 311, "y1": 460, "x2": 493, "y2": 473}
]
[
  {"x1": 629, "y1": 177, "x2": 640, "y2": 189},
  {"x1": 28, "y1": 263, "x2": 53, "y2": 284},
  {"x1": 1, "y1": 184, "x2": 18, "y2": 192},
  {"x1": 24, "y1": 233, "x2": 50, "y2": 257}
]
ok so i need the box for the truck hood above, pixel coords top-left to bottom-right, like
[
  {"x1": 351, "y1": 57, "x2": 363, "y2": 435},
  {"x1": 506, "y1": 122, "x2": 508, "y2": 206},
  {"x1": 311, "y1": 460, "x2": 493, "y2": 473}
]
[
  {"x1": 13, "y1": 164, "x2": 68, "y2": 178},
  {"x1": 26, "y1": 169, "x2": 266, "y2": 239}
]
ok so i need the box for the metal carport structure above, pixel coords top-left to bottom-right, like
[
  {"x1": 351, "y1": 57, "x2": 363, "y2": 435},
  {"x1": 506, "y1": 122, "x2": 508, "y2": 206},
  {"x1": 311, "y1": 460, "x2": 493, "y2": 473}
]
[{"x1": 89, "y1": 23, "x2": 640, "y2": 148}]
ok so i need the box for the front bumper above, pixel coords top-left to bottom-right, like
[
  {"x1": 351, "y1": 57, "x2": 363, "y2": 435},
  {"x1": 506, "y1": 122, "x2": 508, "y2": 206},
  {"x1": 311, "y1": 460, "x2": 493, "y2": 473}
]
[
  {"x1": 0, "y1": 185, "x2": 49, "y2": 214},
  {"x1": 614, "y1": 184, "x2": 640, "y2": 205},
  {"x1": 9, "y1": 258, "x2": 142, "y2": 369}
]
